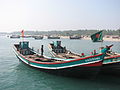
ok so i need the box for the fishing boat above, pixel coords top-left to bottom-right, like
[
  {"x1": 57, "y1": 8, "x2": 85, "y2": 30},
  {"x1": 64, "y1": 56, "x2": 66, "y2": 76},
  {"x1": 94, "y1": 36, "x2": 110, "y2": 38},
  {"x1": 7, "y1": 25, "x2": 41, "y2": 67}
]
[
  {"x1": 47, "y1": 36, "x2": 60, "y2": 39},
  {"x1": 33, "y1": 36, "x2": 43, "y2": 40},
  {"x1": 49, "y1": 41, "x2": 82, "y2": 59},
  {"x1": 10, "y1": 35, "x2": 20, "y2": 38},
  {"x1": 49, "y1": 41, "x2": 120, "y2": 67},
  {"x1": 48, "y1": 41, "x2": 113, "y2": 60},
  {"x1": 13, "y1": 40, "x2": 109, "y2": 77},
  {"x1": 69, "y1": 36, "x2": 82, "y2": 39}
]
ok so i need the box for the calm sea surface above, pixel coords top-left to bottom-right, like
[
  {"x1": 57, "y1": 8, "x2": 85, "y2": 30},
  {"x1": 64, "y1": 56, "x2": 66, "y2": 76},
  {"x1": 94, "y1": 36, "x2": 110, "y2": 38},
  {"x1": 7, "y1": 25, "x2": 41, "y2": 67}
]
[{"x1": 0, "y1": 36, "x2": 120, "y2": 90}]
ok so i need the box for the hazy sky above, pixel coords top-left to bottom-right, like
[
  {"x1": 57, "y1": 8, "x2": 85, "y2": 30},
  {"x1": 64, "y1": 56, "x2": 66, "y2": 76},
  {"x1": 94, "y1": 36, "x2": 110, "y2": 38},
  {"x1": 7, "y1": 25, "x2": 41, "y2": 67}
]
[{"x1": 0, "y1": 0, "x2": 119, "y2": 32}]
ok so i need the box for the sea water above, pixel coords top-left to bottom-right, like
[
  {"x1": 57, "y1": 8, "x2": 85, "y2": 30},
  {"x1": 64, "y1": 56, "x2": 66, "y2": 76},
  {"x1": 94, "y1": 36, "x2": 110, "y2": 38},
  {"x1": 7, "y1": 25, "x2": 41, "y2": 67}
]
[{"x1": 0, "y1": 36, "x2": 120, "y2": 90}]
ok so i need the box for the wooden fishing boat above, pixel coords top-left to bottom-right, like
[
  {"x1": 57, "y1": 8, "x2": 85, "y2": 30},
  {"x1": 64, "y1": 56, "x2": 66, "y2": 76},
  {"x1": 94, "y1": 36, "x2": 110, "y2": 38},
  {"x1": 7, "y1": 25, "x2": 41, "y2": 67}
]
[
  {"x1": 47, "y1": 36, "x2": 60, "y2": 39},
  {"x1": 13, "y1": 41, "x2": 107, "y2": 77},
  {"x1": 48, "y1": 41, "x2": 120, "y2": 74},
  {"x1": 69, "y1": 36, "x2": 82, "y2": 39},
  {"x1": 49, "y1": 41, "x2": 117, "y2": 65},
  {"x1": 49, "y1": 41, "x2": 114, "y2": 66},
  {"x1": 10, "y1": 35, "x2": 20, "y2": 38},
  {"x1": 33, "y1": 36, "x2": 43, "y2": 40},
  {"x1": 49, "y1": 41, "x2": 103, "y2": 59}
]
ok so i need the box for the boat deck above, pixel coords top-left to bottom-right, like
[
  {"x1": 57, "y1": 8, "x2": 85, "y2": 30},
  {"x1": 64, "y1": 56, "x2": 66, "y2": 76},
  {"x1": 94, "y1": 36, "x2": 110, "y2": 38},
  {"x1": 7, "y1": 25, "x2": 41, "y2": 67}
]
[
  {"x1": 24, "y1": 54, "x2": 63, "y2": 62},
  {"x1": 54, "y1": 52, "x2": 82, "y2": 59},
  {"x1": 14, "y1": 44, "x2": 63, "y2": 63},
  {"x1": 49, "y1": 43, "x2": 83, "y2": 59}
]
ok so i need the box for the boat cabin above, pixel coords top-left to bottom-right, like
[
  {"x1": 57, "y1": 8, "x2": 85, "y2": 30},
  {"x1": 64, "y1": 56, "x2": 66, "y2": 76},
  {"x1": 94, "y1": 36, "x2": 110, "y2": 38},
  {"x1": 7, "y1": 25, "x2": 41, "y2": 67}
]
[
  {"x1": 15, "y1": 41, "x2": 35, "y2": 55},
  {"x1": 51, "y1": 41, "x2": 66, "y2": 53}
]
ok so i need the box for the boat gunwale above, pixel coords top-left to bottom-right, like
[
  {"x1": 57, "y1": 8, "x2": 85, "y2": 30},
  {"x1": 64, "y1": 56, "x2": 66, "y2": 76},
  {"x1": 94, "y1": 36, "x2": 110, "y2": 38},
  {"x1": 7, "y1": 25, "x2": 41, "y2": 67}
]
[
  {"x1": 105, "y1": 55, "x2": 120, "y2": 59},
  {"x1": 14, "y1": 45, "x2": 103, "y2": 65}
]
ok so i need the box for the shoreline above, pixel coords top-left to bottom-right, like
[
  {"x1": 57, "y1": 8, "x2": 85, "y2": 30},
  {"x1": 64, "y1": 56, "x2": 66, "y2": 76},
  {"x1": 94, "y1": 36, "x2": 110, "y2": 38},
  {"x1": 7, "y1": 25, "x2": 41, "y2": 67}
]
[{"x1": 83, "y1": 37, "x2": 120, "y2": 42}]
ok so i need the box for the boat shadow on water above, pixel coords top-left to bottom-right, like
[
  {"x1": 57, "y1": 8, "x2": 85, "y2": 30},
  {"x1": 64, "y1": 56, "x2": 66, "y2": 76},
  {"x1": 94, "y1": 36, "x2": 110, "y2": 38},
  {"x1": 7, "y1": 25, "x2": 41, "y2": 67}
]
[
  {"x1": 91, "y1": 68, "x2": 120, "y2": 88},
  {"x1": 17, "y1": 58, "x2": 120, "y2": 79},
  {"x1": 16, "y1": 61, "x2": 120, "y2": 90},
  {"x1": 12, "y1": 57, "x2": 120, "y2": 90},
  {"x1": 17, "y1": 58, "x2": 101, "y2": 79},
  {"x1": 101, "y1": 67, "x2": 120, "y2": 77}
]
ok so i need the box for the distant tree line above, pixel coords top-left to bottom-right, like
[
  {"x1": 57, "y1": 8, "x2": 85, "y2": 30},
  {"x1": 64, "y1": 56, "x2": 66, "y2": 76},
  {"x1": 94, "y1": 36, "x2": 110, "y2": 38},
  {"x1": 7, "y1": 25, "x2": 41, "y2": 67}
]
[{"x1": 10, "y1": 29, "x2": 120, "y2": 36}]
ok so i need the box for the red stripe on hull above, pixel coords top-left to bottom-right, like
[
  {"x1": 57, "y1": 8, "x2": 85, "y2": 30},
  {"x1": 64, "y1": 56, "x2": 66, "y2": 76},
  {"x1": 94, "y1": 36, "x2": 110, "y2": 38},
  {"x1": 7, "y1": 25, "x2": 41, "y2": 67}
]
[
  {"x1": 105, "y1": 55, "x2": 120, "y2": 59},
  {"x1": 16, "y1": 49, "x2": 103, "y2": 65},
  {"x1": 80, "y1": 61, "x2": 103, "y2": 67},
  {"x1": 15, "y1": 46, "x2": 103, "y2": 66}
]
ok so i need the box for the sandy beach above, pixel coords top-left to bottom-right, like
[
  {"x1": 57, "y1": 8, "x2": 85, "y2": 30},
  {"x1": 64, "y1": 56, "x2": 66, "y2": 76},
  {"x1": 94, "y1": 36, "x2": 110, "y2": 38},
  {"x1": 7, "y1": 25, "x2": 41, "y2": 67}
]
[
  {"x1": 60, "y1": 36, "x2": 120, "y2": 42},
  {"x1": 83, "y1": 37, "x2": 120, "y2": 42}
]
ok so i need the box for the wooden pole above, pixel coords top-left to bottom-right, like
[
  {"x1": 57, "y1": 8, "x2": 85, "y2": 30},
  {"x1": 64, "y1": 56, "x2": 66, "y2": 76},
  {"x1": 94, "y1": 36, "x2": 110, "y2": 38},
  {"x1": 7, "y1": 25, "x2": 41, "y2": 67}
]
[
  {"x1": 21, "y1": 30, "x2": 24, "y2": 41},
  {"x1": 119, "y1": 29, "x2": 120, "y2": 39}
]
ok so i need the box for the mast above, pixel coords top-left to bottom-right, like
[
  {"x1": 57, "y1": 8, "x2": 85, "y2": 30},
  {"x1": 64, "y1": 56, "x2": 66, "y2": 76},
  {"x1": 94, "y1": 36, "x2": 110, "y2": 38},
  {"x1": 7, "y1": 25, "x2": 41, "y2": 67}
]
[
  {"x1": 118, "y1": 29, "x2": 120, "y2": 52},
  {"x1": 119, "y1": 29, "x2": 120, "y2": 40},
  {"x1": 21, "y1": 30, "x2": 24, "y2": 41}
]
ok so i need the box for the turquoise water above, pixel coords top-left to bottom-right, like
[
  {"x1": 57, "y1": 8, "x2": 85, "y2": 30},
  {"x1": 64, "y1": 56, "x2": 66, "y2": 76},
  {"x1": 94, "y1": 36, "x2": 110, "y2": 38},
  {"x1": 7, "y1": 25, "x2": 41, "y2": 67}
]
[{"x1": 0, "y1": 36, "x2": 120, "y2": 90}]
